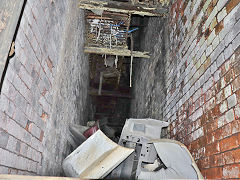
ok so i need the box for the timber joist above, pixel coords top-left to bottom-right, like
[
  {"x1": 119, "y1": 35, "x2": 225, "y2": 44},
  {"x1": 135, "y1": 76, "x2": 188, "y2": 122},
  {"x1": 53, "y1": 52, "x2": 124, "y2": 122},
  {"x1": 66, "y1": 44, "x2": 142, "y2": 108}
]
[
  {"x1": 78, "y1": 0, "x2": 168, "y2": 17},
  {"x1": 84, "y1": 47, "x2": 150, "y2": 58}
]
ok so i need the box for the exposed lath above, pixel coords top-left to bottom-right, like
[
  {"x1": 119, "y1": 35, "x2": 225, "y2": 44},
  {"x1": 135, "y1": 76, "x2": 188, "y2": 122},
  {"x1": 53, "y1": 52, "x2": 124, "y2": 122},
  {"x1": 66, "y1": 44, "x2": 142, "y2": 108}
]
[
  {"x1": 79, "y1": 0, "x2": 169, "y2": 58},
  {"x1": 79, "y1": 0, "x2": 168, "y2": 17},
  {"x1": 85, "y1": 11, "x2": 130, "y2": 49},
  {"x1": 79, "y1": 0, "x2": 169, "y2": 89}
]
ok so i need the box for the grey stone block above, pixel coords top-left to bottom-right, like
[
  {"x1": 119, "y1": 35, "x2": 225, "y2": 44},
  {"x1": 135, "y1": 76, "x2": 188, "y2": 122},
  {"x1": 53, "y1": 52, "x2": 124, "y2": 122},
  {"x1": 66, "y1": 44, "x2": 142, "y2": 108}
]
[
  {"x1": 5, "y1": 66, "x2": 15, "y2": 83},
  {"x1": 19, "y1": 66, "x2": 32, "y2": 89},
  {"x1": 30, "y1": 36, "x2": 39, "y2": 55},
  {"x1": 12, "y1": 56, "x2": 21, "y2": 73},
  {"x1": 0, "y1": 165, "x2": 9, "y2": 174},
  {"x1": 20, "y1": 142, "x2": 28, "y2": 156},
  {"x1": 225, "y1": 109, "x2": 234, "y2": 123},
  {"x1": 232, "y1": 32, "x2": 240, "y2": 51},
  {"x1": 1, "y1": 79, "x2": 10, "y2": 96},
  {"x1": 216, "y1": 53, "x2": 225, "y2": 68},
  {"x1": 15, "y1": 92, "x2": 27, "y2": 113},
  {"x1": 22, "y1": 131, "x2": 31, "y2": 145},
  {"x1": 212, "y1": 41, "x2": 226, "y2": 62},
  {"x1": 227, "y1": 94, "x2": 237, "y2": 109},
  {"x1": 210, "y1": 61, "x2": 217, "y2": 75},
  {"x1": 224, "y1": 31, "x2": 235, "y2": 47},
  {"x1": 15, "y1": 108, "x2": 28, "y2": 128},
  {"x1": 0, "y1": 131, "x2": 9, "y2": 148},
  {"x1": 0, "y1": 95, "x2": 9, "y2": 113},
  {"x1": 6, "y1": 101, "x2": 15, "y2": 118},
  {"x1": 236, "y1": 6, "x2": 240, "y2": 21},
  {"x1": 15, "y1": 140, "x2": 21, "y2": 153},
  {"x1": 233, "y1": 19, "x2": 240, "y2": 37},
  {"x1": 16, "y1": 28, "x2": 26, "y2": 49},
  {"x1": 224, "y1": 43, "x2": 234, "y2": 60},
  {"x1": 29, "y1": 122, "x2": 41, "y2": 139}
]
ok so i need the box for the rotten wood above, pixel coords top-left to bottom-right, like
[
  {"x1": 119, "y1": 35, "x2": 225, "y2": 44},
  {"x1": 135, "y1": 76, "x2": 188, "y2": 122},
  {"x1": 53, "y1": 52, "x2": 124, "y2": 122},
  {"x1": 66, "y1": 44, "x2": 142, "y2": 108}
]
[
  {"x1": 79, "y1": 0, "x2": 168, "y2": 16},
  {"x1": 84, "y1": 47, "x2": 150, "y2": 58},
  {"x1": 0, "y1": 0, "x2": 24, "y2": 83},
  {"x1": 90, "y1": 88, "x2": 132, "y2": 99},
  {"x1": 0, "y1": 175, "x2": 87, "y2": 180},
  {"x1": 132, "y1": 0, "x2": 170, "y2": 9},
  {"x1": 85, "y1": 10, "x2": 130, "y2": 49}
]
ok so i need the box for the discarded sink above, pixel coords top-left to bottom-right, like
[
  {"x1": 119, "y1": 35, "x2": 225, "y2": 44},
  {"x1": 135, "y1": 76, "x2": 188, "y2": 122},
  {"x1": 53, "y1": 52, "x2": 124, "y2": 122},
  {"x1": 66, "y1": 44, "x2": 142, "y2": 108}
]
[
  {"x1": 62, "y1": 130, "x2": 134, "y2": 179},
  {"x1": 111, "y1": 118, "x2": 203, "y2": 180},
  {"x1": 138, "y1": 139, "x2": 204, "y2": 179},
  {"x1": 120, "y1": 118, "x2": 169, "y2": 142},
  {"x1": 111, "y1": 118, "x2": 169, "y2": 179}
]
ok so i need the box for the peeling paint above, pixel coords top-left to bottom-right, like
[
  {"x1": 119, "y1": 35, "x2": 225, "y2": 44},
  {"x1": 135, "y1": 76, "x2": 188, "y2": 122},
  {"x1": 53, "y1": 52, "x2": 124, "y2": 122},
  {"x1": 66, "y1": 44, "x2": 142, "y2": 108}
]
[{"x1": 0, "y1": 11, "x2": 10, "y2": 32}]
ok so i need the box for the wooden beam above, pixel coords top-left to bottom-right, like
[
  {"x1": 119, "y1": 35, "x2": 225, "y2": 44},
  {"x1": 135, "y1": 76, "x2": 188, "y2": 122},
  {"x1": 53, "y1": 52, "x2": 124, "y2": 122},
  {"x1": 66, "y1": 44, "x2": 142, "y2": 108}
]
[
  {"x1": 79, "y1": 0, "x2": 168, "y2": 16},
  {"x1": 84, "y1": 47, "x2": 150, "y2": 58},
  {"x1": 89, "y1": 88, "x2": 132, "y2": 99},
  {"x1": 0, "y1": 175, "x2": 87, "y2": 180},
  {"x1": 0, "y1": 0, "x2": 24, "y2": 85}
]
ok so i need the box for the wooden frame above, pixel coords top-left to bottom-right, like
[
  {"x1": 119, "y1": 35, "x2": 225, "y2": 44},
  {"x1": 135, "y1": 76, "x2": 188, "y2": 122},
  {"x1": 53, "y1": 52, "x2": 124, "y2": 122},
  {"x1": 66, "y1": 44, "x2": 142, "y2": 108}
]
[
  {"x1": 84, "y1": 47, "x2": 150, "y2": 58},
  {"x1": 0, "y1": 175, "x2": 87, "y2": 180},
  {"x1": 0, "y1": 0, "x2": 24, "y2": 87},
  {"x1": 79, "y1": 0, "x2": 168, "y2": 17}
]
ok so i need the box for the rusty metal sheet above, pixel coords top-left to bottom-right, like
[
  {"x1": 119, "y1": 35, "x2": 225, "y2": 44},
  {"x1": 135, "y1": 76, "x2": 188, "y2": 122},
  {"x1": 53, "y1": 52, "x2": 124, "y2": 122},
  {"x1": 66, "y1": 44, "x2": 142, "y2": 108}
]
[
  {"x1": 0, "y1": 0, "x2": 24, "y2": 82},
  {"x1": 62, "y1": 130, "x2": 134, "y2": 179}
]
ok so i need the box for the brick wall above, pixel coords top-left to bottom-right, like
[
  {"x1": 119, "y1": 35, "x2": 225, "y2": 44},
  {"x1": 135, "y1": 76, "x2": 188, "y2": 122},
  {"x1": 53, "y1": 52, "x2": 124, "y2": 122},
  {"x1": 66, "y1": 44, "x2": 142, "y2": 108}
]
[
  {"x1": 0, "y1": 0, "x2": 88, "y2": 176},
  {"x1": 130, "y1": 17, "x2": 168, "y2": 120},
  {"x1": 166, "y1": 0, "x2": 240, "y2": 178},
  {"x1": 131, "y1": 0, "x2": 240, "y2": 179}
]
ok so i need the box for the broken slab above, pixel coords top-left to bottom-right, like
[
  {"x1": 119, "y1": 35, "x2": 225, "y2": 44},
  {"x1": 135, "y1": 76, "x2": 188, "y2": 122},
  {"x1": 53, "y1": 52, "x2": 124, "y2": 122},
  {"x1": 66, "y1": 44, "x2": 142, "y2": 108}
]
[
  {"x1": 138, "y1": 139, "x2": 204, "y2": 179},
  {"x1": 120, "y1": 118, "x2": 169, "y2": 142},
  {"x1": 111, "y1": 118, "x2": 169, "y2": 179},
  {"x1": 62, "y1": 130, "x2": 134, "y2": 179}
]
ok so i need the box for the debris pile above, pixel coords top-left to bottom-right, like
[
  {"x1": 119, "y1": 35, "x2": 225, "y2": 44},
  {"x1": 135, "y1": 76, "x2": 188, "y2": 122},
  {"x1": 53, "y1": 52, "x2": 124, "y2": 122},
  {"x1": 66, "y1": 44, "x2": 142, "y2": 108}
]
[{"x1": 63, "y1": 118, "x2": 204, "y2": 179}]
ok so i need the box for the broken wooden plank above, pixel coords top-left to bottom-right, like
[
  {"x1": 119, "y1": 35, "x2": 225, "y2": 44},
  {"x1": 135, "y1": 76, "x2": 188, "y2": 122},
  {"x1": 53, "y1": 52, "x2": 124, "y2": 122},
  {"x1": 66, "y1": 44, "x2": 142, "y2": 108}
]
[
  {"x1": 0, "y1": 0, "x2": 24, "y2": 83},
  {"x1": 79, "y1": 0, "x2": 168, "y2": 16},
  {"x1": 84, "y1": 47, "x2": 150, "y2": 58},
  {"x1": 0, "y1": 175, "x2": 87, "y2": 180},
  {"x1": 89, "y1": 88, "x2": 132, "y2": 99}
]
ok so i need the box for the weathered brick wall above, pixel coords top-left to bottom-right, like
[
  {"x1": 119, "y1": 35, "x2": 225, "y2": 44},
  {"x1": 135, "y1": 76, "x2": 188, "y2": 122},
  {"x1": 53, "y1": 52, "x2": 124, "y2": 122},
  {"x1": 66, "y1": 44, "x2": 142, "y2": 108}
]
[
  {"x1": 131, "y1": 0, "x2": 240, "y2": 179},
  {"x1": 0, "y1": 0, "x2": 88, "y2": 176},
  {"x1": 166, "y1": 0, "x2": 240, "y2": 178},
  {"x1": 130, "y1": 17, "x2": 168, "y2": 120}
]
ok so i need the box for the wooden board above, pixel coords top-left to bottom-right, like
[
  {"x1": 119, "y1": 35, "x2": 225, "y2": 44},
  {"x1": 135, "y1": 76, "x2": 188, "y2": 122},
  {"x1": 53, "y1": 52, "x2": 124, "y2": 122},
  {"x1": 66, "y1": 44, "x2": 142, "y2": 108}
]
[
  {"x1": 0, "y1": 0, "x2": 24, "y2": 83},
  {"x1": 84, "y1": 47, "x2": 150, "y2": 58},
  {"x1": 0, "y1": 175, "x2": 87, "y2": 180},
  {"x1": 89, "y1": 88, "x2": 132, "y2": 99},
  {"x1": 79, "y1": 0, "x2": 168, "y2": 16}
]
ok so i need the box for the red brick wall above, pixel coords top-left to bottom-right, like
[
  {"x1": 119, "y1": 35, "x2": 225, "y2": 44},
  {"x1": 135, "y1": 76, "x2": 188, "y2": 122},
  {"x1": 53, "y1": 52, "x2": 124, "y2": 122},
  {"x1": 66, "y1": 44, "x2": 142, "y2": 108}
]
[
  {"x1": 167, "y1": 0, "x2": 240, "y2": 178},
  {"x1": 0, "y1": 0, "x2": 53, "y2": 175},
  {"x1": 0, "y1": 0, "x2": 89, "y2": 176}
]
